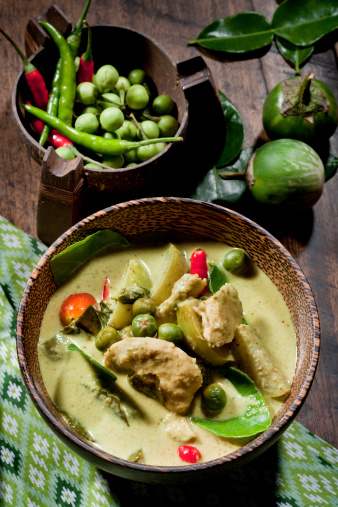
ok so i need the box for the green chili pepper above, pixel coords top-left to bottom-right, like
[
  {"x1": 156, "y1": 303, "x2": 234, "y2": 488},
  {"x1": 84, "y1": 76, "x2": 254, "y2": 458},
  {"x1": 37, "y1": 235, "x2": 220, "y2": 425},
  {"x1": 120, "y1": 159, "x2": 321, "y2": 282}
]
[
  {"x1": 39, "y1": 58, "x2": 62, "y2": 146},
  {"x1": 67, "y1": 0, "x2": 92, "y2": 58},
  {"x1": 39, "y1": 21, "x2": 76, "y2": 125},
  {"x1": 23, "y1": 104, "x2": 183, "y2": 156}
]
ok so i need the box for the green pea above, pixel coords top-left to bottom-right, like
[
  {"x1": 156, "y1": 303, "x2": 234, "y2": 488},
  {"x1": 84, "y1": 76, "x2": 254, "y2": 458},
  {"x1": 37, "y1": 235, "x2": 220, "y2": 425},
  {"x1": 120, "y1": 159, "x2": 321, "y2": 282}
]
[
  {"x1": 222, "y1": 248, "x2": 250, "y2": 275},
  {"x1": 82, "y1": 104, "x2": 102, "y2": 115},
  {"x1": 140, "y1": 120, "x2": 160, "y2": 139},
  {"x1": 126, "y1": 84, "x2": 149, "y2": 110},
  {"x1": 95, "y1": 64, "x2": 119, "y2": 92},
  {"x1": 85, "y1": 162, "x2": 101, "y2": 169},
  {"x1": 102, "y1": 131, "x2": 119, "y2": 139},
  {"x1": 119, "y1": 325, "x2": 133, "y2": 339},
  {"x1": 100, "y1": 107, "x2": 125, "y2": 132},
  {"x1": 131, "y1": 314, "x2": 157, "y2": 337},
  {"x1": 155, "y1": 142, "x2": 167, "y2": 154},
  {"x1": 202, "y1": 384, "x2": 227, "y2": 412},
  {"x1": 124, "y1": 149, "x2": 139, "y2": 164},
  {"x1": 158, "y1": 323, "x2": 182, "y2": 345},
  {"x1": 152, "y1": 94, "x2": 174, "y2": 115},
  {"x1": 115, "y1": 120, "x2": 138, "y2": 141},
  {"x1": 95, "y1": 326, "x2": 120, "y2": 350},
  {"x1": 128, "y1": 69, "x2": 147, "y2": 85},
  {"x1": 132, "y1": 297, "x2": 156, "y2": 316},
  {"x1": 137, "y1": 144, "x2": 158, "y2": 162},
  {"x1": 76, "y1": 82, "x2": 99, "y2": 105},
  {"x1": 157, "y1": 115, "x2": 178, "y2": 137},
  {"x1": 102, "y1": 154, "x2": 124, "y2": 168},
  {"x1": 55, "y1": 147, "x2": 75, "y2": 160},
  {"x1": 75, "y1": 113, "x2": 99, "y2": 134},
  {"x1": 126, "y1": 163, "x2": 137, "y2": 167},
  {"x1": 115, "y1": 76, "x2": 131, "y2": 91},
  {"x1": 101, "y1": 92, "x2": 122, "y2": 107}
]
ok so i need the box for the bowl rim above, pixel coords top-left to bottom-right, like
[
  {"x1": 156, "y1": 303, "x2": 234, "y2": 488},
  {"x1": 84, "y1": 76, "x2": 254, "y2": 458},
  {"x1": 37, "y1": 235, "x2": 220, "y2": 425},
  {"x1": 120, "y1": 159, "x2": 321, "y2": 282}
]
[
  {"x1": 16, "y1": 196, "x2": 320, "y2": 476},
  {"x1": 11, "y1": 23, "x2": 188, "y2": 174}
]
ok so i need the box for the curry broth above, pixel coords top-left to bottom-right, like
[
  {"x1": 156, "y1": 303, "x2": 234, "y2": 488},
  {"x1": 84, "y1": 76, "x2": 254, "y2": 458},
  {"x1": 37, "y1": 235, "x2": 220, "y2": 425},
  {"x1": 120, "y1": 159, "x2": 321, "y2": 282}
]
[{"x1": 38, "y1": 241, "x2": 296, "y2": 466}]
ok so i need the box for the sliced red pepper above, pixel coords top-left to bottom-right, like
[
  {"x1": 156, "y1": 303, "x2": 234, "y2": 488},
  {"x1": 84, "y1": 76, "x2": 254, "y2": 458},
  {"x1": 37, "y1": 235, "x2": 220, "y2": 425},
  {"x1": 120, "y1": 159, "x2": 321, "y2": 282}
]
[
  {"x1": 25, "y1": 101, "x2": 72, "y2": 148},
  {"x1": 178, "y1": 445, "x2": 201, "y2": 464},
  {"x1": 77, "y1": 22, "x2": 94, "y2": 84},
  {"x1": 190, "y1": 249, "x2": 208, "y2": 295},
  {"x1": 0, "y1": 28, "x2": 48, "y2": 110},
  {"x1": 102, "y1": 276, "x2": 110, "y2": 299}
]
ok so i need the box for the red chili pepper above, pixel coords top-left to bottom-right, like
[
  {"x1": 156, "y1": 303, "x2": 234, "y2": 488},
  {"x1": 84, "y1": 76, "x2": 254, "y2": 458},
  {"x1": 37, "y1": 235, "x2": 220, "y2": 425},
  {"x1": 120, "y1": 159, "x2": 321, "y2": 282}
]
[
  {"x1": 190, "y1": 249, "x2": 208, "y2": 295},
  {"x1": 60, "y1": 292, "x2": 97, "y2": 326},
  {"x1": 77, "y1": 22, "x2": 94, "y2": 84},
  {"x1": 102, "y1": 276, "x2": 110, "y2": 299},
  {"x1": 26, "y1": 101, "x2": 72, "y2": 148},
  {"x1": 0, "y1": 28, "x2": 48, "y2": 110},
  {"x1": 178, "y1": 445, "x2": 201, "y2": 464}
]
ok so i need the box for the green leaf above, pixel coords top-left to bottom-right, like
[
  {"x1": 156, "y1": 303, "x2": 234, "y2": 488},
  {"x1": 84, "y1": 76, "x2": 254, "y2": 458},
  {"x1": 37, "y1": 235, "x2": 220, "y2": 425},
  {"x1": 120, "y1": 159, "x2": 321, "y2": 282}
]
[
  {"x1": 189, "y1": 12, "x2": 274, "y2": 53},
  {"x1": 275, "y1": 36, "x2": 314, "y2": 74},
  {"x1": 191, "y1": 166, "x2": 247, "y2": 204},
  {"x1": 216, "y1": 91, "x2": 245, "y2": 167},
  {"x1": 191, "y1": 367, "x2": 271, "y2": 438},
  {"x1": 68, "y1": 343, "x2": 117, "y2": 381},
  {"x1": 219, "y1": 146, "x2": 254, "y2": 178},
  {"x1": 323, "y1": 153, "x2": 338, "y2": 182},
  {"x1": 50, "y1": 229, "x2": 130, "y2": 286},
  {"x1": 209, "y1": 264, "x2": 229, "y2": 293},
  {"x1": 272, "y1": 0, "x2": 338, "y2": 47}
]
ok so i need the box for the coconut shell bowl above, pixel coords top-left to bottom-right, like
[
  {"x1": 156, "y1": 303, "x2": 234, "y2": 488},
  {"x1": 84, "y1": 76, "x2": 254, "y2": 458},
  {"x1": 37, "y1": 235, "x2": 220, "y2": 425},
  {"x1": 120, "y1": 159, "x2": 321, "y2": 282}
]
[
  {"x1": 16, "y1": 197, "x2": 320, "y2": 484},
  {"x1": 12, "y1": 5, "x2": 225, "y2": 246}
]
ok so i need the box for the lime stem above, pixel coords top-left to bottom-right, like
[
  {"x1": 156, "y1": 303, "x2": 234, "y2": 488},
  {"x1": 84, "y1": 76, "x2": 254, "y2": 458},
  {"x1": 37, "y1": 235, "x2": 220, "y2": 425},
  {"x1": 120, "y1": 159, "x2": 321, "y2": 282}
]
[{"x1": 297, "y1": 72, "x2": 314, "y2": 106}]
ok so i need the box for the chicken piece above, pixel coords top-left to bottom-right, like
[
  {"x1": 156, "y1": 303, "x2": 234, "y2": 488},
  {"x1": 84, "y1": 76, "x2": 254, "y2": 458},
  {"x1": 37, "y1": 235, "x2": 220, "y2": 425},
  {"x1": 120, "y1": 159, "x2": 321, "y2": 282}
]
[
  {"x1": 163, "y1": 413, "x2": 196, "y2": 443},
  {"x1": 156, "y1": 273, "x2": 207, "y2": 320},
  {"x1": 232, "y1": 324, "x2": 290, "y2": 397},
  {"x1": 104, "y1": 337, "x2": 203, "y2": 414},
  {"x1": 194, "y1": 283, "x2": 243, "y2": 347}
]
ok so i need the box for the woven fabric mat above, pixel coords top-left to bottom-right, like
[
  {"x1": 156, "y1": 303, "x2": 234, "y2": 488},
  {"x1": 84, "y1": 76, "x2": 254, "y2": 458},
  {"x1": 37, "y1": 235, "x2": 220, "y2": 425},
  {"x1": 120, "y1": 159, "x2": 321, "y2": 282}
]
[{"x1": 0, "y1": 215, "x2": 337, "y2": 507}]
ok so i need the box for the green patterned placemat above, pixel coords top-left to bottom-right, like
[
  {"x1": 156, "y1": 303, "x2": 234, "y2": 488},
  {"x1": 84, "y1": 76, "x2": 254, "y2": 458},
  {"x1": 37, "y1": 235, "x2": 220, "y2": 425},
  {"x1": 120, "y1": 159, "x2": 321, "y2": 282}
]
[{"x1": 0, "y1": 215, "x2": 337, "y2": 507}]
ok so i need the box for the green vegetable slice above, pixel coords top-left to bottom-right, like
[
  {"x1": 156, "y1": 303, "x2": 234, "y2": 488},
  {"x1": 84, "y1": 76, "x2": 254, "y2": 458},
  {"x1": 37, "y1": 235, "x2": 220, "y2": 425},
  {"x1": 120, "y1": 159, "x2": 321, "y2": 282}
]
[
  {"x1": 189, "y1": 12, "x2": 274, "y2": 53},
  {"x1": 68, "y1": 343, "x2": 117, "y2": 381},
  {"x1": 50, "y1": 229, "x2": 131, "y2": 286},
  {"x1": 216, "y1": 91, "x2": 244, "y2": 167},
  {"x1": 275, "y1": 37, "x2": 314, "y2": 74},
  {"x1": 272, "y1": 0, "x2": 338, "y2": 47},
  {"x1": 191, "y1": 367, "x2": 271, "y2": 438}
]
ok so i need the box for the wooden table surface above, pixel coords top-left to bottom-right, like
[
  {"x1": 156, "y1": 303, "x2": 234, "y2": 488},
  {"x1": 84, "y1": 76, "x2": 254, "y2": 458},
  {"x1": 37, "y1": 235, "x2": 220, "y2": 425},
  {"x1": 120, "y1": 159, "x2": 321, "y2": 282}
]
[{"x1": 0, "y1": 0, "x2": 337, "y2": 450}]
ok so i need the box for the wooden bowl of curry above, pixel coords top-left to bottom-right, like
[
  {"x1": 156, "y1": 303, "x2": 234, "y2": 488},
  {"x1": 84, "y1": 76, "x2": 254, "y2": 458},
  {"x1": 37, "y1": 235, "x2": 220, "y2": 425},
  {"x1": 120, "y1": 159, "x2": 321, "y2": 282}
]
[{"x1": 16, "y1": 197, "x2": 320, "y2": 483}]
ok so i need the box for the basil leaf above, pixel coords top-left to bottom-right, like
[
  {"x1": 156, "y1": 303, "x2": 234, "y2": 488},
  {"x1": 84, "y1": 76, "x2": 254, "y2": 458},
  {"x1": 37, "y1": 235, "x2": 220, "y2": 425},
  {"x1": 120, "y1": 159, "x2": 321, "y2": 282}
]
[
  {"x1": 275, "y1": 36, "x2": 314, "y2": 74},
  {"x1": 191, "y1": 367, "x2": 271, "y2": 438},
  {"x1": 68, "y1": 343, "x2": 117, "y2": 382},
  {"x1": 189, "y1": 12, "x2": 274, "y2": 53},
  {"x1": 191, "y1": 166, "x2": 247, "y2": 204},
  {"x1": 272, "y1": 0, "x2": 338, "y2": 47},
  {"x1": 216, "y1": 91, "x2": 244, "y2": 167},
  {"x1": 209, "y1": 264, "x2": 229, "y2": 293},
  {"x1": 51, "y1": 229, "x2": 131, "y2": 286}
]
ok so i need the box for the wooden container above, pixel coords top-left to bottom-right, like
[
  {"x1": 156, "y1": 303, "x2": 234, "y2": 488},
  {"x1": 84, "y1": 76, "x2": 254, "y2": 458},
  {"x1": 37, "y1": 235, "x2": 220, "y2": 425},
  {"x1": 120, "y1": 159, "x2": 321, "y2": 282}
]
[{"x1": 11, "y1": 5, "x2": 226, "y2": 245}]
